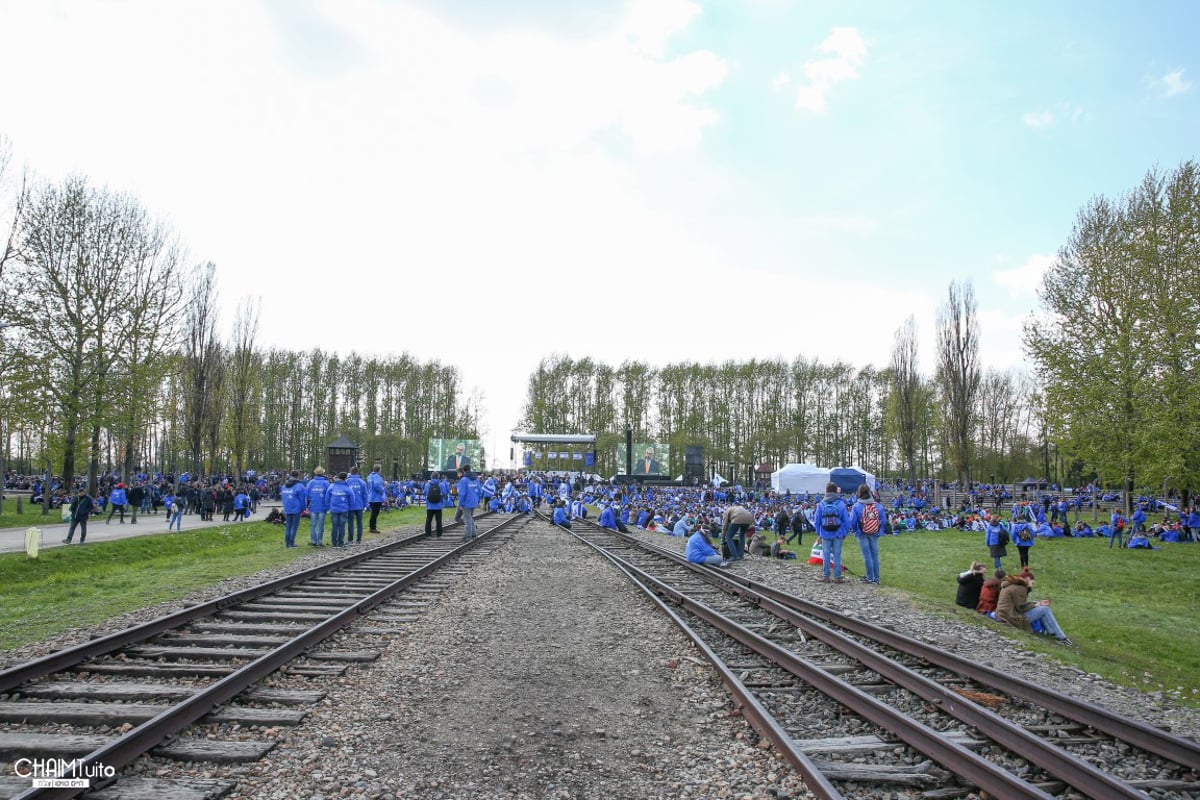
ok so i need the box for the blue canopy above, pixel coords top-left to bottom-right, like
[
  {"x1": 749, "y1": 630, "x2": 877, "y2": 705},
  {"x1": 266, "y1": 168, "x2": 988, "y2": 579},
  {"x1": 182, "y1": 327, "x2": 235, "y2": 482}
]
[{"x1": 829, "y1": 467, "x2": 875, "y2": 494}]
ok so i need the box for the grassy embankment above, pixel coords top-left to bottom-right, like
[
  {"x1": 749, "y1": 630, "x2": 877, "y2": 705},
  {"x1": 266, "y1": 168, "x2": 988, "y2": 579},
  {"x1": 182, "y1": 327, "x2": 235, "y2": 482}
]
[
  {"x1": 0, "y1": 506, "x2": 424, "y2": 649},
  {"x1": 0, "y1": 496, "x2": 70, "y2": 529},
  {"x1": 823, "y1": 529, "x2": 1200, "y2": 706}
]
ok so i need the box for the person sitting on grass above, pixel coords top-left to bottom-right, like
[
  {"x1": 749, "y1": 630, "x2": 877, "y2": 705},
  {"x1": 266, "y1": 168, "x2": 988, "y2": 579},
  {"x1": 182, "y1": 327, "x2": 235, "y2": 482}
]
[
  {"x1": 995, "y1": 569, "x2": 1075, "y2": 647},
  {"x1": 956, "y1": 561, "x2": 986, "y2": 610},
  {"x1": 977, "y1": 567, "x2": 1005, "y2": 615}
]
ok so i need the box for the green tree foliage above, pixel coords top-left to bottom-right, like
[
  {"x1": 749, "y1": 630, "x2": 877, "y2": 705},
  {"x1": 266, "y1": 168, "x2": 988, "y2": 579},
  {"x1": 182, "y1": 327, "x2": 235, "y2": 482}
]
[{"x1": 1025, "y1": 161, "x2": 1200, "y2": 501}]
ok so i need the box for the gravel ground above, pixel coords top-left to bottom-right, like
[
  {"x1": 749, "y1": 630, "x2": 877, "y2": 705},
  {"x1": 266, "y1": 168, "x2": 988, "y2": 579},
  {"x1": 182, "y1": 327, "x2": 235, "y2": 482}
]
[
  {"x1": 214, "y1": 519, "x2": 811, "y2": 799},
  {"x1": 3, "y1": 519, "x2": 1198, "y2": 800}
]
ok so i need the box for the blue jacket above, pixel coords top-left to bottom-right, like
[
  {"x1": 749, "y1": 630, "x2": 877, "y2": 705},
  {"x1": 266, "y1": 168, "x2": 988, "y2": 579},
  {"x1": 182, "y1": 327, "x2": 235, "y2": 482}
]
[
  {"x1": 815, "y1": 494, "x2": 850, "y2": 539},
  {"x1": 109, "y1": 487, "x2": 127, "y2": 506},
  {"x1": 280, "y1": 479, "x2": 306, "y2": 515},
  {"x1": 233, "y1": 492, "x2": 248, "y2": 510},
  {"x1": 367, "y1": 471, "x2": 386, "y2": 503},
  {"x1": 552, "y1": 505, "x2": 569, "y2": 525},
  {"x1": 424, "y1": 479, "x2": 445, "y2": 510},
  {"x1": 346, "y1": 474, "x2": 368, "y2": 511},
  {"x1": 306, "y1": 476, "x2": 332, "y2": 512},
  {"x1": 597, "y1": 507, "x2": 616, "y2": 529},
  {"x1": 985, "y1": 521, "x2": 1008, "y2": 547},
  {"x1": 325, "y1": 479, "x2": 353, "y2": 513},
  {"x1": 847, "y1": 500, "x2": 885, "y2": 537},
  {"x1": 457, "y1": 473, "x2": 482, "y2": 509},
  {"x1": 686, "y1": 531, "x2": 718, "y2": 563}
]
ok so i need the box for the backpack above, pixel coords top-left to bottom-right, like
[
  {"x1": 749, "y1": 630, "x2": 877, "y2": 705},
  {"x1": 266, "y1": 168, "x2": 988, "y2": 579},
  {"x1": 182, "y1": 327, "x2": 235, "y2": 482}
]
[
  {"x1": 427, "y1": 483, "x2": 443, "y2": 504},
  {"x1": 819, "y1": 501, "x2": 842, "y2": 532},
  {"x1": 861, "y1": 503, "x2": 880, "y2": 534}
]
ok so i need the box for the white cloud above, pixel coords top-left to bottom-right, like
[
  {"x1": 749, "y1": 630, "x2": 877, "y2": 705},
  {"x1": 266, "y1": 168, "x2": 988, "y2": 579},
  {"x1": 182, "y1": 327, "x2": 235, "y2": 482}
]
[
  {"x1": 1160, "y1": 68, "x2": 1191, "y2": 97},
  {"x1": 770, "y1": 71, "x2": 792, "y2": 92},
  {"x1": 792, "y1": 27, "x2": 868, "y2": 113},
  {"x1": 994, "y1": 253, "x2": 1055, "y2": 298},
  {"x1": 0, "y1": 0, "x2": 736, "y2": 465},
  {"x1": 622, "y1": 0, "x2": 703, "y2": 58},
  {"x1": 1021, "y1": 111, "x2": 1055, "y2": 128}
]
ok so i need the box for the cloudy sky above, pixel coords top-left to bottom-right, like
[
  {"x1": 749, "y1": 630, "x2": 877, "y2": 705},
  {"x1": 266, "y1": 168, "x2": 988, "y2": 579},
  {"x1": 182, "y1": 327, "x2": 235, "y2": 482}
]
[{"x1": 1, "y1": 0, "x2": 1196, "y2": 466}]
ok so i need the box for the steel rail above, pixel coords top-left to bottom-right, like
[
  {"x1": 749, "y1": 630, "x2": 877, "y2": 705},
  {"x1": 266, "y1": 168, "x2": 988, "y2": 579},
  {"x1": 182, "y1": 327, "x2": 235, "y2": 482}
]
[
  {"x1": 559, "y1": 521, "x2": 846, "y2": 800},
  {"x1": 734, "y1": 573, "x2": 1200, "y2": 771},
  {"x1": 634, "y1": 536, "x2": 1200, "y2": 773},
  {"x1": 0, "y1": 515, "x2": 482, "y2": 694},
  {"x1": 565, "y1": 519, "x2": 1054, "y2": 800},
  {"x1": 8, "y1": 514, "x2": 521, "y2": 800},
  {"x1": 619, "y1": 534, "x2": 1168, "y2": 798}
]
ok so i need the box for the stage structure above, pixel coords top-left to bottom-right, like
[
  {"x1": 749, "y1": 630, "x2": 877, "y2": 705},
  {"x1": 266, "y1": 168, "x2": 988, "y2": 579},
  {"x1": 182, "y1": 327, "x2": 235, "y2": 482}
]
[{"x1": 510, "y1": 432, "x2": 597, "y2": 472}]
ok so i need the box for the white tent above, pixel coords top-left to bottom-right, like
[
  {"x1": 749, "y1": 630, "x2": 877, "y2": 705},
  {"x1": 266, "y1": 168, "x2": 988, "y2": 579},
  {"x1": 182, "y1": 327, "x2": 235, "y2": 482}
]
[{"x1": 771, "y1": 463, "x2": 831, "y2": 495}]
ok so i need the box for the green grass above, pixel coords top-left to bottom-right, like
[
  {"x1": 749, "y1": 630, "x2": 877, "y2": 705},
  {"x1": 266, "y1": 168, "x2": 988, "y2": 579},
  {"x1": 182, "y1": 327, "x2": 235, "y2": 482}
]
[
  {"x1": 826, "y1": 529, "x2": 1200, "y2": 705},
  {"x1": 0, "y1": 506, "x2": 425, "y2": 649},
  {"x1": 0, "y1": 496, "x2": 70, "y2": 529}
]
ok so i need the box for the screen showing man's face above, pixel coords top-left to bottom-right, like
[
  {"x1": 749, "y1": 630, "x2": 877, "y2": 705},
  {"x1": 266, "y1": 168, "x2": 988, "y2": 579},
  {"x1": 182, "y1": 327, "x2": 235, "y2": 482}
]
[
  {"x1": 456, "y1": 444, "x2": 465, "y2": 455},
  {"x1": 644, "y1": 449, "x2": 654, "y2": 460}
]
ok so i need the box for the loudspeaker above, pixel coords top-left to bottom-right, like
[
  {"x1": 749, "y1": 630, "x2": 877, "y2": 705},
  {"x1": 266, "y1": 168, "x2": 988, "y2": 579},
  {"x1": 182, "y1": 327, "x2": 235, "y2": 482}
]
[{"x1": 684, "y1": 446, "x2": 704, "y2": 480}]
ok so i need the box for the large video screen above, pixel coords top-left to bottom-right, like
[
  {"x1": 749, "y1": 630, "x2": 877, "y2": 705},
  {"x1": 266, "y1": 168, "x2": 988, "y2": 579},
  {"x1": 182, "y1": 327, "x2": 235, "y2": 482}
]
[
  {"x1": 620, "y1": 442, "x2": 671, "y2": 476},
  {"x1": 428, "y1": 438, "x2": 482, "y2": 473}
]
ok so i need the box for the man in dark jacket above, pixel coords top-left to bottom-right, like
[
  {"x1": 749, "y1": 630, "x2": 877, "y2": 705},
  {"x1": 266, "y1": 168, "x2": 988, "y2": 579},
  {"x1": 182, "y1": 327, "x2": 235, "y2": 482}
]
[
  {"x1": 63, "y1": 488, "x2": 95, "y2": 544},
  {"x1": 127, "y1": 481, "x2": 145, "y2": 524}
]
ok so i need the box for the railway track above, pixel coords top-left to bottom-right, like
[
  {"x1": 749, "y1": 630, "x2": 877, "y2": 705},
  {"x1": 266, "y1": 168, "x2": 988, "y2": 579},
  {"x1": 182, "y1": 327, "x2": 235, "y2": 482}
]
[
  {"x1": 565, "y1": 516, "x2": 1200, "y2": 799},
  {"x1": 0, "y1": 512, "x2": 527, "y2": 800}
]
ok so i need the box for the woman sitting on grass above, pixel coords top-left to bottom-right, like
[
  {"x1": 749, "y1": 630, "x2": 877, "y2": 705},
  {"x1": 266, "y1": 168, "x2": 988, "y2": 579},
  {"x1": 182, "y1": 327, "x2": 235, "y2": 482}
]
[{"x1": 995, "y1": 569, "x2": 1075, "y2": 647}]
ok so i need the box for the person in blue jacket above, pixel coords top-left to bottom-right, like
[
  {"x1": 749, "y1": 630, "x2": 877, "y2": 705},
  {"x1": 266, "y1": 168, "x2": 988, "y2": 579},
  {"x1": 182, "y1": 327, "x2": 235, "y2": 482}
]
[
  {"x1": 346, "y1": 466, "x2": 368, "y2": 544},
  {"x1": 325, "y1": 472, "x2": 353, "y2": 548},
  {"x1": 424, "y1": 473, "x2": 445, "y2": 537},
  {"x1": 814, "y1": 483, "x2": 850, "y2": 583},
  {"x1": 107, "y1": 482, "x2": 129, "y2": 524},
  {"x1": 457, "y1": 465, "x2": 482, "y2": 541},
  {"x1": 279, "y1": 470, "x2": 306, "y2": 548},
  {"x1": 233, "y1": 488, "x2": 249, "y2": 521},
  {"x1": 598, "y1": 503, "x2": 618, "y2": 530},
  {"x1": 306, "y1": 467, "x2": 332, "y2": 546},
  {"x1": 985, "y1": 512, "x2": 1009, "y2": 569},
  {"x1": 685, "y1": 526, "x2": 724, "y2": 567},
  {"x1": 551, "y1": 499, "x2": 572, "y2": 529},
  {"x1": 847, "y1": 484, "x2": 884, "y2": 584},
  {"x1": 1187, "y1": 506, "x2": 1200, "y2": 543},
  {"x1": 1009, "y1": 503, "x2": 1036, "y2": 568},
  {"x1": 1109, "y1": 509, "x2": 1127, "y2": 549},
  {"x1": 1132, "y1": 505, "x2": 1147, "y2": 534},
  {"x1": 367, "y1": 463, "x2": 387, "y2": 533}
]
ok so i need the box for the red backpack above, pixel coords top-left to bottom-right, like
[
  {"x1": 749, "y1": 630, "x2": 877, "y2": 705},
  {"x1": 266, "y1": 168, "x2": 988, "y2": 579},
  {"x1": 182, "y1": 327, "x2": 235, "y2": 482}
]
[{"x1": 861, "y1": 503, "x2": 881, "y2": 534}]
